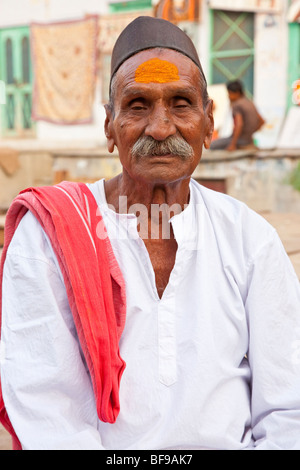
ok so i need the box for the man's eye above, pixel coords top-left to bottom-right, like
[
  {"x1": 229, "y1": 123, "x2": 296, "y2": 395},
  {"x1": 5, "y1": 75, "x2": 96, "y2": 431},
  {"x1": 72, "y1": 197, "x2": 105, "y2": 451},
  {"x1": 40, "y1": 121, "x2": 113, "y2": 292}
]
[
  {"x1": 129, "y1": 100, "x2": 147, "y2": 111},
  {"x1": 173, "y1": 98, "x2": 190, "y2": 109},
  {"x1": 131, "y1": 105, "x2": 145, "y2": 110}
]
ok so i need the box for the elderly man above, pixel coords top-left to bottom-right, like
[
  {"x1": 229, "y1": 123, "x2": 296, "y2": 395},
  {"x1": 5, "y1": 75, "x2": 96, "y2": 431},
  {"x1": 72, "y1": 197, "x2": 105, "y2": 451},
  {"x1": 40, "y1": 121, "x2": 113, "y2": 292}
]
[{"x1": 1, "y1": 17, "x2": 300, "y2": 451}]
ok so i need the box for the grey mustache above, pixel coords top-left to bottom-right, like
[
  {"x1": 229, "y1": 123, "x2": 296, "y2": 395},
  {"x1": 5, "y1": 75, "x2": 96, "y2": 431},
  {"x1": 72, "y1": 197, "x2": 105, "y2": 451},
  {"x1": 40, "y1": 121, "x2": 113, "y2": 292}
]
[{"x1": 131, "y1": 135, "x2": 194, "y2": 160}]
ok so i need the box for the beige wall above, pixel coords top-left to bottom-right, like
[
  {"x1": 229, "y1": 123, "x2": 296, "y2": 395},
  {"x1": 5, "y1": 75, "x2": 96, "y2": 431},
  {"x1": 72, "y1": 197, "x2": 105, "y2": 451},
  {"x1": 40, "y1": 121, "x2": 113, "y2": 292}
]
[{"x1": 0, "y1": 151, "x2": 53, "y2": 209}]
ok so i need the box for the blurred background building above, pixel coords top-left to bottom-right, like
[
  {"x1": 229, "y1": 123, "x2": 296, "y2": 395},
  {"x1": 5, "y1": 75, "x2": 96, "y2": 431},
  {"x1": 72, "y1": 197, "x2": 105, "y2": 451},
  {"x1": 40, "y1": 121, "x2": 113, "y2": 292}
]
[{"x1": 0, "y1": 0, "x2": 300, "y2": 214}]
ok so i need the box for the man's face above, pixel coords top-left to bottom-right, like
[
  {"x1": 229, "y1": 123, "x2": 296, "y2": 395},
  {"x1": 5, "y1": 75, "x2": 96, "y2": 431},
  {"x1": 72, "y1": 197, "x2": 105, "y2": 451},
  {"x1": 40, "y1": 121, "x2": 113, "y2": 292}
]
[{"x1": 105, "y1": 48, "x2": 213, "y2": 185}]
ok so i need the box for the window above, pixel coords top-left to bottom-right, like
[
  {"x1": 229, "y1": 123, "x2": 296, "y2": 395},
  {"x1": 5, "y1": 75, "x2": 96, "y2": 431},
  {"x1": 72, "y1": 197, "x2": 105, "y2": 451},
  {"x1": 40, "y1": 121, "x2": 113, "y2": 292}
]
[
  {"x1": 0, "y1": 27, "x2": 34, "y2": 137},
  {"x1": 22, "y1": 36, "x2": 30, "y2": 84},
  {"x1": 5, "y1": 38, "x2": 14, "y2": 85},
  {"x1": 288, "y1": 22, "x2": 300, "y2": 108}
]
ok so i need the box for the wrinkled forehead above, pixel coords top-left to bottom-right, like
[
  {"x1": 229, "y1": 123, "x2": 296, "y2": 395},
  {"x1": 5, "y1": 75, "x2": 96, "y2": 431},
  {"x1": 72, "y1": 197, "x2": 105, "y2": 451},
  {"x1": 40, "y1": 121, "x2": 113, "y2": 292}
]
[
  {"x1": 134, "y1": 58, "x2": 180, "y2": 84},
  {"x1": 114, "y1": 48, "x2": 201, "y2": 87}
]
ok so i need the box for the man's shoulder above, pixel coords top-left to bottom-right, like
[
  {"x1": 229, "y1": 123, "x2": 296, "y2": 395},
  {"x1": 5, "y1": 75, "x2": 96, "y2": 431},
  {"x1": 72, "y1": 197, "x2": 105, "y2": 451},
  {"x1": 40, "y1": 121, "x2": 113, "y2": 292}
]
[
  {"x1": 191, "y1": 178, "x2": 245, "y2": 211},
  {"x1": 232, "y1": 96, "x2": 255, "y2": 112},
  {"x1": 191, "y1": 179, "x2": 277, "y2": 265},
  {"x1": 191, "y1": 179, "x2": 275, "y2": 236},
  {"x1": 6, "y1": 210, "x2": 57, "y2": 267}
]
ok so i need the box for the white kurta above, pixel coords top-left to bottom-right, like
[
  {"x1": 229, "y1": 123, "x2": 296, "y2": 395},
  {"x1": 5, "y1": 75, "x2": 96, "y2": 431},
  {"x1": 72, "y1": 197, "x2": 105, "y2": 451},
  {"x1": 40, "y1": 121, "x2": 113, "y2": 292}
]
[{"x1": 1, "y1": 179, "x2": 300, "y2": 450}]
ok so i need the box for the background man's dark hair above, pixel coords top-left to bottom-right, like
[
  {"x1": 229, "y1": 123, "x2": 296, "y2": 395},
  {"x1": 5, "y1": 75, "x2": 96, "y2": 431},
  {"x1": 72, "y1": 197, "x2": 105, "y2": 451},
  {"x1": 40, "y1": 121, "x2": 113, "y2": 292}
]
[{"x1": 226, "y1": 80, "x2": 244, "y2": 95}]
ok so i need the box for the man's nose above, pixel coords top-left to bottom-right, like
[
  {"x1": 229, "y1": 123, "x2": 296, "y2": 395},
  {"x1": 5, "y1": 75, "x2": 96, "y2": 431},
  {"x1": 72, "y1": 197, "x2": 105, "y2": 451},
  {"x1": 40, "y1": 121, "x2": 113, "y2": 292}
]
[{"x1": 144, "y1": 105, "x2": 176, "y2": 141}]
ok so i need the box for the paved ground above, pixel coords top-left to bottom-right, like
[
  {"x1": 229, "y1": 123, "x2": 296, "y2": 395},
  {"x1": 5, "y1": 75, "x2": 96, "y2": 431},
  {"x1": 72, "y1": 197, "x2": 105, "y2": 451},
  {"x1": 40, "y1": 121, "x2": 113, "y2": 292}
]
[{"x1": 0, "y1": 211, "x2": 299, "y2": 450}]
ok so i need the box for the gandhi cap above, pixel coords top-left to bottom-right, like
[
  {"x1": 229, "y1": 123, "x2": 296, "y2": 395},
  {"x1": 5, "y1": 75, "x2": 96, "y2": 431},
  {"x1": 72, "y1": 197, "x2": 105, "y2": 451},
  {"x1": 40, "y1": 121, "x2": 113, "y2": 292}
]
[{"x1": 110, "y1": 16, "x2": 206, "y2": 86}]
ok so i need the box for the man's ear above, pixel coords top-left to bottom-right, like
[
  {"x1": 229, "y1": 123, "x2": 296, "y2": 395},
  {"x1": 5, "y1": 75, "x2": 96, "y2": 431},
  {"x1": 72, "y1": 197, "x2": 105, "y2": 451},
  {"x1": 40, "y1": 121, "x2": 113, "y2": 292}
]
[
  {"x1": 104, "y1": 104, "x2": 116, "y2": 153},
  {"x1": 203, "y1": 99, "x2": 214, "y2": 150}
]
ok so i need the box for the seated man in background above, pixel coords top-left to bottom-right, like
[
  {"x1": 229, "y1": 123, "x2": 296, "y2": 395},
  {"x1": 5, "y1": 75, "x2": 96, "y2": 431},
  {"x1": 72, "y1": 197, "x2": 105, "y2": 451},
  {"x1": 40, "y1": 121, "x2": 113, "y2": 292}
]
[{"x1": 210, "y1": 79, "x2": 265, "y2": 151}]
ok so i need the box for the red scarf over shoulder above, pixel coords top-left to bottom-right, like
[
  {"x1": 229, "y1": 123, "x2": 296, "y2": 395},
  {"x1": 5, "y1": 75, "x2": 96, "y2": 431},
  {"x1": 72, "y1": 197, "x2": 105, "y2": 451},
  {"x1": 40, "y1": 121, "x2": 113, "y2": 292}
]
[{"x1": 0, "y1": 182, "x2": 126, "y2": 450}]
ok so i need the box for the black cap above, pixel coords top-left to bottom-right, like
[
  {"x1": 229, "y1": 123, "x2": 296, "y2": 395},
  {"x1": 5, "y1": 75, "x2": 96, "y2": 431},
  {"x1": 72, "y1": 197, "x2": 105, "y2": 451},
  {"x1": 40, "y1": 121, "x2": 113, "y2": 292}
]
[{"x1": 110, "y1": 16, "x2": 206, "y2": 88}]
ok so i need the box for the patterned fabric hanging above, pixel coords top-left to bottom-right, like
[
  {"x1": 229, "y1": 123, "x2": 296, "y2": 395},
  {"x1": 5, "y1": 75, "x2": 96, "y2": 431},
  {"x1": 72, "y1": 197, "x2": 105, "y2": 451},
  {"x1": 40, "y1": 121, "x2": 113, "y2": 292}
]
[
  {"x1": 98, "y1": 10, "x2": 153, "y2": 103},
  {"x1": 31, "y1": 16, "x2": 98, "y2": 125}
]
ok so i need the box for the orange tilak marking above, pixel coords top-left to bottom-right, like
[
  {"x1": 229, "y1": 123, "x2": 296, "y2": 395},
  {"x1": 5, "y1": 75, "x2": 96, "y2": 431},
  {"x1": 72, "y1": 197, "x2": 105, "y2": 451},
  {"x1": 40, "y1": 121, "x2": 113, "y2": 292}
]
[{"x1": 135, "y1": 58, "x2": 180, "y2": 84}]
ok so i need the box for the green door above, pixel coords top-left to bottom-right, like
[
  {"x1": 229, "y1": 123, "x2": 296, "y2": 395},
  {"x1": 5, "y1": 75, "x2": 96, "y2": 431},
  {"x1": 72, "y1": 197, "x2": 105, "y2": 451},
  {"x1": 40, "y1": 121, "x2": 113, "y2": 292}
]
[
  {"x1": 288, "y1": 22, "x2": 300, "y2": 108},
  {"x1": 209, "y1": 9, "x2": 255, "y2": 97},
  {"x1": 109, "y1": 0, "x2": 152, "y2": 13},
  {"x1": 0, "y1": 26, "x2": 34, "y2": 137}
]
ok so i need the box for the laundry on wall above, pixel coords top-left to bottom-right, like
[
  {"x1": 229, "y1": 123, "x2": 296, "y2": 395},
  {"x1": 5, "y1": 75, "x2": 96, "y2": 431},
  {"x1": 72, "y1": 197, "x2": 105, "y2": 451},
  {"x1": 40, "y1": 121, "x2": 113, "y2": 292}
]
[{"x1": 31, "y1": 16, "x2": 98, "y2": 125}]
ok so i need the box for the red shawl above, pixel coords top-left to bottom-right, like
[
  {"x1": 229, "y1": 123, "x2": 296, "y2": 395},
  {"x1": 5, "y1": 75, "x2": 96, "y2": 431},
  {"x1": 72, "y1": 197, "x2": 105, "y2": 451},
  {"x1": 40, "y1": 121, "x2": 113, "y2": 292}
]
[{"x1": 0, "y1": 182, "x2": 126, "y2": 450}]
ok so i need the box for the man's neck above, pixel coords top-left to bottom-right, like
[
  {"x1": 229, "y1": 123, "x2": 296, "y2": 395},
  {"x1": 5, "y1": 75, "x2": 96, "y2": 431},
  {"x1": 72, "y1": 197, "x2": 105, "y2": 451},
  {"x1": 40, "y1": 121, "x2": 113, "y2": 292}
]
[{"x1": 104, "y1": 172, "x2": 191, "y2": 215}]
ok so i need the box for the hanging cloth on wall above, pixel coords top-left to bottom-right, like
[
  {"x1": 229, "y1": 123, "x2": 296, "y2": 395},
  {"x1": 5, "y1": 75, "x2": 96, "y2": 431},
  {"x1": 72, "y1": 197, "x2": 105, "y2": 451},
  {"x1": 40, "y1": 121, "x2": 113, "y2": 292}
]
[
  {"x1": 31, "y1": 16, "x2": 98, "y2": 125},
  {"x1": 98, "y1": 10, "x2": 153, "y2": 103},
  {"x1": 98, "y1": 11, "x2": 153, "y2": 55}
]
